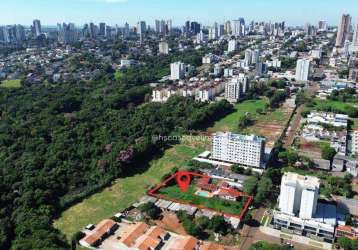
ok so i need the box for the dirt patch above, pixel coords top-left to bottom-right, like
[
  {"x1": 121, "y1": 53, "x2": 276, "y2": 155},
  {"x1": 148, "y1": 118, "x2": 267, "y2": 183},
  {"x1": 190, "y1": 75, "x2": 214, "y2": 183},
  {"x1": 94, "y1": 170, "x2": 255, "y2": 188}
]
[
  {"x1": 298, "y1": 139, "x2": 322, "y2": 159},
  {"x1": 249, "y1": 123, "x2": 286, "y2": 148},
  {"x1": 155, "y1": 212, "x2": 187, "y2": 235}
]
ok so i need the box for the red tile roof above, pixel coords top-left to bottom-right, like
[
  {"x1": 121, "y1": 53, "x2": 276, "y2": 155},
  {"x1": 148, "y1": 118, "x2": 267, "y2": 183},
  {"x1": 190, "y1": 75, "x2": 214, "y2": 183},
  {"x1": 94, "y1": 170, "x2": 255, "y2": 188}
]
[
  {"x1": 200, "y1": 242, "x2": 224, "y2": 250},
  {"x1": 81, "y1": 219, "x2": 117, "y2": 246},
  {"x1": 216, "y1": 187, "x2": 242, "y2": 198},
  {"x1": 120, "y1": 222, "x2": 149, "y2": 247},
  {"x1": 169, "y1": 236, "x2": 198, "y2": 250}
]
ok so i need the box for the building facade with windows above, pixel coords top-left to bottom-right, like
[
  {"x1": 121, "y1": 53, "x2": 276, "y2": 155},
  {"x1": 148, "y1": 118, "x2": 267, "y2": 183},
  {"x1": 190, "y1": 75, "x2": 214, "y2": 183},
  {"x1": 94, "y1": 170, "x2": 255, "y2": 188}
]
[
  {"x1": 273, "y1": 172, "x2": 337, "y2": 243},
  {"x1": 211, "y1": 132, "x2": 265, "y2": 168}
]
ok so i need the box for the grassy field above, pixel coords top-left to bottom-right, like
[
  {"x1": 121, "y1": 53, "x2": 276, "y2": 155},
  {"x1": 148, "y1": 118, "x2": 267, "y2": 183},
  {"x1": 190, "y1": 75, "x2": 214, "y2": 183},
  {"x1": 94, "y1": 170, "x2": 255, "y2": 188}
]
[
  {"x1": 208, "y1": 99, "x2": 267, "y2": 133},
  {"x1": 315, "y1": 100, "x2": 353, "y2": 110},
  {"x1": 0, "y1": 79, "x2": 21, "y2": 88},
  {"x1": 54, "y1": 138, "x2": 208, "y2": 241},
  {"x1": 158, "y1": 183, "x2": 247, "y2": 215}
]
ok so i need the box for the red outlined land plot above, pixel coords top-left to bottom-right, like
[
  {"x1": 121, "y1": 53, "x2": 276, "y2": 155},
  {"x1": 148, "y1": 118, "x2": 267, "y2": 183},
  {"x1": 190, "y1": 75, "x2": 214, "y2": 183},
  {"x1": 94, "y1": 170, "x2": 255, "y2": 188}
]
[{"x1": 148, "y1": 171, "x2": 253, "y2": 221}]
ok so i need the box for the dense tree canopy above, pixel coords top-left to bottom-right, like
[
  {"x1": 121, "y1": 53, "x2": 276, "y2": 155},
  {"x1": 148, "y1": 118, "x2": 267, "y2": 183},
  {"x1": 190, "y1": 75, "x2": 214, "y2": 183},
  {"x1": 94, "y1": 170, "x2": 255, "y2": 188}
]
[{"x1": 0, "y1": 65, "x2": 233, "y2": 249}]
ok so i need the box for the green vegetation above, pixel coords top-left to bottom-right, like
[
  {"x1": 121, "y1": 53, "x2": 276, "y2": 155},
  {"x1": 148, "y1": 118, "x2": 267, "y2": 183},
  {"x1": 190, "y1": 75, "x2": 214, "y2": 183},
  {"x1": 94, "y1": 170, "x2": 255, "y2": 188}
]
[
  {"x1": 0, "y1": 60, "x2": 234, "y2": 249},
  {"x1": 158, "y1": 183, "x2": 248, "y2": 215},
  {"x1": 176, "y1": 211, "x2": 231, "y2": 239},
  {"x1": 0, "y1": 79, "x2": 22, "y2": 88},
  {"x1": 329, "y1": 88, "x2": 358, "y2": 103},
  {"x1": 305, "y1": 99, "x2": 358, "y2": 118},
  {"x1": 281, "y1": 167, "x2": 353, "y2": 198},
  {"x1": 139, "y1": 202, "x2": 161, "y2": 219},
  {"x1": 54, "y1": 138, "x2": 206, "y2": 240},
  {"x1": 114, "y1": 71, "x2": 124, "y2": 80},
  {"x1": 336, "y1": 237, "x2": 358, "y2": 250},
  {"x1": 320, "y1": 174, "x2": 353, "y2": 198},
  {"x1": 321, "y1": 145, "x2": 337, "y2": 161},
  {"x1": 243, "y1": 169, "x2": 282, "y2": 206},
  {"x1": 209, "y1": 99, "x2": 267, "y2": 132},
  {"x1": 250, "y1": 241, "x2": 292, "y2": 250}
]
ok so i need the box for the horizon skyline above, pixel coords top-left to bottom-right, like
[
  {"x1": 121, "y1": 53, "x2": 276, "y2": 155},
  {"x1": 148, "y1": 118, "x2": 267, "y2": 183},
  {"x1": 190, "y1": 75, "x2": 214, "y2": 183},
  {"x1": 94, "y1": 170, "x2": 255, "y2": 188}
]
[{"x1": 1, "y1": 0, "x2": 358, "y2": 27}]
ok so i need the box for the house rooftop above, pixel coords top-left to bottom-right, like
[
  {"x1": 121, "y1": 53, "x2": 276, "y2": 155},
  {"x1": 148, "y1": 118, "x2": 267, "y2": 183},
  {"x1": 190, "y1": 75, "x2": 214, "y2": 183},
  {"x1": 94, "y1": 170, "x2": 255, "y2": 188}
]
[{"x1": 81, "y1": 219, "x2": 117, "y2": 246}]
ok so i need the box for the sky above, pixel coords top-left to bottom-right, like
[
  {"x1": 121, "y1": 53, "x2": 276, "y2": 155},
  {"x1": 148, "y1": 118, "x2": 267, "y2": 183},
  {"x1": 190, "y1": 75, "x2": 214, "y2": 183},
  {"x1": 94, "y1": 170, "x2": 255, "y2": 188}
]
[{"x1": 1, "y1": 0, "x2": 358, "y2": 27}]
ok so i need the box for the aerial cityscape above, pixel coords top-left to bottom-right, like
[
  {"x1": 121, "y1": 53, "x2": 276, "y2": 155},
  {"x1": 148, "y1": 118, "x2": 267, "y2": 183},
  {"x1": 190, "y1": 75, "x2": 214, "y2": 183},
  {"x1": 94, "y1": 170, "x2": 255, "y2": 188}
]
[{"x1": 2, "y1": 1, "x2": 358, "y2": 250}]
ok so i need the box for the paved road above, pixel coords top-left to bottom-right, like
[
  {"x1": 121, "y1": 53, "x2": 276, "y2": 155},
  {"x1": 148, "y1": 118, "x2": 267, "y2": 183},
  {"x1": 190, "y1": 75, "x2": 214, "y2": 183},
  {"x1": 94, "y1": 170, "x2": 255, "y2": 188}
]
[
  {"x1": 239, "y1": 207, "x2": 266, "y2": 250},
  {"x1": 283, "y1": 105, "x2": 303, "y2": 148}
]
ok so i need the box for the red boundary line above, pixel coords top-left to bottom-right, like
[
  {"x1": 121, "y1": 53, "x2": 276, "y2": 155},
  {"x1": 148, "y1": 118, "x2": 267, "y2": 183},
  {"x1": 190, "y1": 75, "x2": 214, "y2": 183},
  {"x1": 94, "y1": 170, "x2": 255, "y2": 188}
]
[{"x1": 147, "y1": 171, "x2": 253, "y2": 221}]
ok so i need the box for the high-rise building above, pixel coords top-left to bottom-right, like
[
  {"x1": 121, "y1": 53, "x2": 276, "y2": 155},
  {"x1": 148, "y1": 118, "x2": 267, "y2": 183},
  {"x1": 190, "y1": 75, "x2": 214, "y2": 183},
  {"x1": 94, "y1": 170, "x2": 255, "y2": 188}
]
[
  {"x1": 0, "y1": 27, "x2": 5, "y2": 43},
  {"x1": 228, "y1": 39, "x2": 238, "y2": 53},
  {"x1": 106, "y1": 25, "x2": 112, "y2": 39},
  {"x1": 251, "y1": 49, "x2": 260, "y2": 65},
  {"x1": 15, "y1": 25, "x2": 26, "y2": 43},
  {"x1": 218, "y1": 24, "x2": 225, "y2": 37},
  {"x1": 353, "y1": 20, "x2": 358, "y2": 46},
  {"x1": 3, "y1": 26, "x2": 11, "y2": 44},
  {"x1": 295, "y1": 59, "x2": 311, "y2": 81},
  {"x1": 196, "y1": 30, "x2": 207, "y2": 44},
  {"x1": 170, "y1": 61, "x2": 186, "y2": 80},
  {"x1": 244, "y1": 49, "x2": 252, "y2": 65},
  {"x1": 155, "y1": 20, "x2": 160, "y2": 33},
  {"x1": 33, "y1": 19, "x2": 42, "y2": 37},
  {"x1": 185, "y1": 20, "x2": 190, "y2": 34},
  {"x1": 208, "y1": 23, "x2": 218, "y2": 40},
  {"x1": 318, "y1": 20, "x2": 328, "y2": 31},
  {"x1": 99, "y1": 22, "x2": 106, "y2": 36},
  {"x1": 224, "y1": 75, "x2": 248, "y2": 103},
  {"x1": 137, "y1": 21, "x2": 146, "y2": 37},
  {"x1": 224, "y1": 21, "x2": 231, "y2": 34},
  {"x1": 336, "y1": 14, "x2": 352, "y2": 47},
  {"x1": 123, "y1": 22, "x2": 130, "y2": 38},
  {"x1": 166, "y1": 20, "x2": 172, "y2": 33},
  {"x1": 155, "y1": 20, "x2": 166, "y2": 34},
  {"x1": 278, "y1": 172, "x2": 319, "y2": 219},
  {"x1": 190, "y1": 21, "x2": 201, "y2": 35},
  {"x1": 89, "y1": 23, "x2": 97, "y2": 39},
  {"x1": 211, "y1": 132, "x2": 265, "y2": 168},
  {"x1": 273, "y1": 172, "x2": 335, "y2": 243},
  {"x1": 231, "y1": 18, "x2": 245, "y2": 36},
  {"x1": 158, "y1": 41, "x2": 169, "y2": 54},
  {"x1": 58, "y1": 23, "x2": 77, "y2": 44}
]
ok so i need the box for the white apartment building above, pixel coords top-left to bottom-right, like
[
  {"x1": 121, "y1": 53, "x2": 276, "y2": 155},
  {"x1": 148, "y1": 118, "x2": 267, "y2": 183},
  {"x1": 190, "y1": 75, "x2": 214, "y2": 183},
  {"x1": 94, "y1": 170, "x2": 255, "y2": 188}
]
[
  {"x1": 211, "y1": 132, "x2": 265, "y2": 168},
  {"x1": 196, "y1": 87, "x2": 215, "y2": 102},
  {"x1": 266, "y1": 59, "x2": 282, "y2": 68},
  {"x1": 202, "y1": 54, "x2": 219, "y2": 64},
  {"x1": 295, "y1": 59, "x2": 311, "y2": 81},
  {"x1": 251, "y1": 49, "x2": 260, "y2": 65},
  {"x1": 170, "y1": 61, "x2": 193, "y2": 80},
  {"x1": 159, "y1": 41, "x2": 169, "y2": 55},
  {"x1": 273, "y1": 172, "x2": 336, "y2": 243},
  {"x1": 244, "y1": 49, "x2": 252, "y2": 65},
  {"x1": 279, "y1": 172, "x2": 319, "y2": 219},
  {"x1": 228, "y1": 39, "x2": 238, "y2": 53},
  {"x1": 352, "y1": 130, "x2": 358, "y2": 155},
  {"x1": 224, "y1": 75, "x2": 249, "y2": 103},
  {"x1": 152, "y1": 87, "x2": 179, "y2": 103}
]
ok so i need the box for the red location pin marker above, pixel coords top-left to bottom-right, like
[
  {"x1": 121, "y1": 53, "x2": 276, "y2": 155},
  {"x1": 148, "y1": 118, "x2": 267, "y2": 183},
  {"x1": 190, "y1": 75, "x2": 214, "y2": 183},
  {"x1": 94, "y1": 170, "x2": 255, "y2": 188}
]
[{"x1": 176, "y1": 171, "x2": 191, "y2": 192}]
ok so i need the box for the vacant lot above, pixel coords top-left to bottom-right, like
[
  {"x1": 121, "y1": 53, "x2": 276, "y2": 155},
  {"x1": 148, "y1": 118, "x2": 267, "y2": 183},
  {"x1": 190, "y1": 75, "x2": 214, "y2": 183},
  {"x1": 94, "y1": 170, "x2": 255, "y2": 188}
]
[
  {"x1": 208, "y1": 98, "x2": 293, "y2": 147},
  {"x1": 243, "y1": 100, "x2": 294, "y2": 148},
  {"x1": 0, "y1": 79, "x2": 21, "y2": 88},
  {"x1": 297, "y1": 139, "x2": 323, "y2": 159},
  {"x1": 54, "y1": 138, "x2": 208, "y2": 240},
  {"x1": 208, "y1": 99, "x2": 267, "y2": 133}
]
